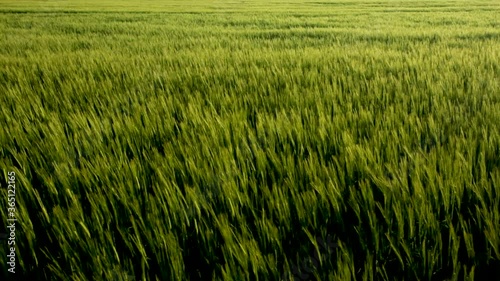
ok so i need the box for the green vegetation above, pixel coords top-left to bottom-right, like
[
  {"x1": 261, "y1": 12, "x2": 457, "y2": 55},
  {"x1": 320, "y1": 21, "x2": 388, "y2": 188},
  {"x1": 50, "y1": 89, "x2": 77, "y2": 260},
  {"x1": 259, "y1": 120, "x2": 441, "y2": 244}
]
[{"x1": 0, "y1": 0, "x2": 499, "y2": 280}]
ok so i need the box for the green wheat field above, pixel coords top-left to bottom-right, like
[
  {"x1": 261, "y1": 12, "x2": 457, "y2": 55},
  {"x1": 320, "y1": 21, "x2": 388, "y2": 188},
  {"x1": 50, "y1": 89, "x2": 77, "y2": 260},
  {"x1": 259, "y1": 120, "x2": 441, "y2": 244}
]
[{"x1": 0, "y1": 0, "x2": 499, "y2": 280}]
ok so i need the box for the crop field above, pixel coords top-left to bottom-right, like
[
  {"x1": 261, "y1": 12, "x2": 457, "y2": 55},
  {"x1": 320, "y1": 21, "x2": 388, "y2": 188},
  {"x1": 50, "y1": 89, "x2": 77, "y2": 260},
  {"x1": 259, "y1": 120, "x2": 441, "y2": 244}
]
[{"x1": 0, "y1": 0, "x2": 499, "y2": 280}]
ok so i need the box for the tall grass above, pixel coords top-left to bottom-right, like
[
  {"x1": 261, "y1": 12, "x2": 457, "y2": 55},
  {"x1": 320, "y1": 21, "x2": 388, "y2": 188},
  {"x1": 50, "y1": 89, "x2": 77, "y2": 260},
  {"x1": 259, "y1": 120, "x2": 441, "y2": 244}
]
[{"x1": 0, "y1": 0, "x2": 499, "y2": 280}]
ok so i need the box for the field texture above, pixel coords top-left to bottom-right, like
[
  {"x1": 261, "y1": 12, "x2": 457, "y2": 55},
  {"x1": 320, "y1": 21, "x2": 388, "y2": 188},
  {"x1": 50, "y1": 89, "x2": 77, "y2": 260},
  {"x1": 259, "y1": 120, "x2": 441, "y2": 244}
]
[{"x1": 1, "y1": 0, "x2": 500, "y2": 280}]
